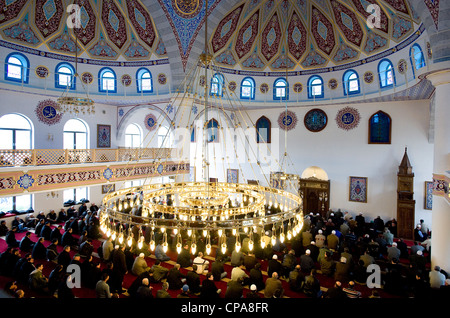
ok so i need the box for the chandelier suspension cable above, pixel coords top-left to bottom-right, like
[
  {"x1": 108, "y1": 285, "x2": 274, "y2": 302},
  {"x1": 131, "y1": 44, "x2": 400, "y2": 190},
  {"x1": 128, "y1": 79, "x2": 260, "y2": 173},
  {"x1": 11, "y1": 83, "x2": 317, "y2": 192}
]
[{"x1": 98, "y1": 0, "x2": 304, "y2": 255}]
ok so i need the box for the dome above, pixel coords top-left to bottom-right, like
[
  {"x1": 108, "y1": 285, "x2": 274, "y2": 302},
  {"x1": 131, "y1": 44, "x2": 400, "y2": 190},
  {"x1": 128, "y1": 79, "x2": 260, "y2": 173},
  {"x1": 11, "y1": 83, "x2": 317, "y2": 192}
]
[{"x1": 209, "y1": 0, "x2": 421, "y2": 71}]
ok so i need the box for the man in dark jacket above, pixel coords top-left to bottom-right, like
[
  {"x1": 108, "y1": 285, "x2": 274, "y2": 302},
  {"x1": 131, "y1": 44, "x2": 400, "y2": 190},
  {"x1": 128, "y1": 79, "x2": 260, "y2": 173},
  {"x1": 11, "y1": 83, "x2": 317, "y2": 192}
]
[
  {"x1": 31, "y1": 237, "x2": 47, "y2": 260},
  {"x1": 50, "y1": 225, "x2": 63, "y2": 245},
  {"x1": 5, "y1": 227, "x2": 19, "y2": 248},
  {"x1": 176, "y1": 244, "x2": 192, "y2": 268},
  {"x1": 112, "y1": 245, "x2": 127, "y2": 293},
  {"x1": 40, "y1": 222, "x2": 52, "y2": 240},
  {"x1": 19, "y1": 232, "x2": 35, "y2": 252},
  {"x1": 61, "y1": 228, "x2": 76, "y2": 247},
  {"x1": 167, "y1": 263, "x2": 185, "y2": 290},
  {"x1": 186, "y1": 265, "x2": 201, "y2": 294},
  {"x1": 267, "y1": 254, "x2": 283, "y2": 278}
]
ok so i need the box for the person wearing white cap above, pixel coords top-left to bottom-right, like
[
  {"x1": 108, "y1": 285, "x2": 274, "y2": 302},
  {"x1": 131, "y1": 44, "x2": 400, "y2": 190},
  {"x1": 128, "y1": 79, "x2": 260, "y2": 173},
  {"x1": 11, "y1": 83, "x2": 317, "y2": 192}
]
[
  {"x1": 131, "y1": 252, "x2": 151, "y2": 276},
  {"x1": 387, "y1": 242, "x2": 401, "y2": 262},
  {"x1": 315, "y1": 229, "x2": 326, "y2": 248},
  {"x1": 327, "y1": 230, "x2": 339, "y2": 251},
  {"x1": 300, "y1": 249, "x2": 315, "y2": 274},
  {"x1": 334, "y1": 256, "x2": 350, "y2": 282},
  {"x1": 267, "y1": 254, "x2": 282, "y2": 279},
  {"x1": 408, "y1": 248, "x2": 427, "y2": 272},
  {"x1": 245, "y1": 284, "x2": 260, "y2": 298}
]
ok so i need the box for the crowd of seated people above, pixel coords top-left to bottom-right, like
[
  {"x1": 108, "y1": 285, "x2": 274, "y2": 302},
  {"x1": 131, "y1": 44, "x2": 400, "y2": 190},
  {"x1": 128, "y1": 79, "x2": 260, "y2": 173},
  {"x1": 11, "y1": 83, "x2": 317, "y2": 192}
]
[{"x1": 1, "y1": 206, "x2": 449, "y2": 299}]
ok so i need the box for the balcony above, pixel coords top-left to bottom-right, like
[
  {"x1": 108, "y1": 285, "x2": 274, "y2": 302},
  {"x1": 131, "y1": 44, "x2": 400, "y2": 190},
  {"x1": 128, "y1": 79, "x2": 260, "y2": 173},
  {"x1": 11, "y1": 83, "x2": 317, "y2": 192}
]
[
  {"x1": 0, "y1": 147, "x2": 189, "y2": 197},
  {"x1": 0, "y1": 147, "x2": 176, "y2": 167}
]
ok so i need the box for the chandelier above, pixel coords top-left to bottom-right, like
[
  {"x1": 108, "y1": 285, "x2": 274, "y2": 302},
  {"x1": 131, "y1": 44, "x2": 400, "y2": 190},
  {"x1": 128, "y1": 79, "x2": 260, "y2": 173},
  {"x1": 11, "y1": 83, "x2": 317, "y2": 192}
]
[{"x1": 97, "y1": 0, "x2": 303, "y2": 255}]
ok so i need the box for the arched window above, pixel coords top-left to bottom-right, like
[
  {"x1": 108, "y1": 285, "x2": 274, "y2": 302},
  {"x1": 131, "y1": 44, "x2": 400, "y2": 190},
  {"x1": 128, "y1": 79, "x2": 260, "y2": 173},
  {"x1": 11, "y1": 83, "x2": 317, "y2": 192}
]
[
  {"x1": 99, "y1": 67, "x2": 117, "y2": 93},
  {"x1": 55, "y1": 62, "x2": 76, "y2": 89},
  {"x1": 240, "y1": 77, "x2": 255, "y2": 100},
  {"x1": 191, "y1": 126, "x2": 195, "y2": 143},
  {"x1": 343, "y1": 70, "x2": 360, "y2": 95},
  {"x1": 125, "y1": 123, "x2": 142, "y2": 148},
  {"x1": 378, "y1": 59, "x2": 395, "y2": 88},
  {"x1": 308, "y1": 75, "x2": 324, "y2": 99},
  {"x1": 0, "y1": 113, "x2": 33, "y2": 150},
  {"x1": 256, "y1": 116, "x2": 271, "y2": 143},
  {"x1": 136, "y1": 68, "x2": 153, "y2": 93},
  {"x1": 158, "y1": 126, "x2": 173, "y2": 148},
  {"x1": 4, "y1": 52, "x2": 29, "y2": 83},
  {"x1": 368, "y1": 111, "x2": 391, "y2": 144},
  {"x1": 210, "y1": 73, "x2": 224, "y2": 97},
  {"x1": 410, "y1": 44, "x2": 426, "y2": 75},
  {"x1": 273, "y1": 78, "x2": 289, "y2": 100},
  {"x1": 63, "y1": 119, "x2": 88, "y2": 149},
  {"x1": 207, "y1": 118, "x2": 219, "y2": 143}
]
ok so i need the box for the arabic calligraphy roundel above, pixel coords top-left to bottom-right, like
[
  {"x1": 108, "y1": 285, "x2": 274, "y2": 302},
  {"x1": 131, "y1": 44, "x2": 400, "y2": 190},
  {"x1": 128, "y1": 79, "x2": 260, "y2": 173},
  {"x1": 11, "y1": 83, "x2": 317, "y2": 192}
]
[
  {"x1": 35, "y1": 99, "x2": 63, "y2": 126},
  {"x1": 278, "y1": 110, "x2": 298, "y2": 131},
  {"x1": 335, "y1": 106, "x2": 360, "y2": 131},
  {"x1": 144, "y1": 113, "x2": 158, "y2": 131}
]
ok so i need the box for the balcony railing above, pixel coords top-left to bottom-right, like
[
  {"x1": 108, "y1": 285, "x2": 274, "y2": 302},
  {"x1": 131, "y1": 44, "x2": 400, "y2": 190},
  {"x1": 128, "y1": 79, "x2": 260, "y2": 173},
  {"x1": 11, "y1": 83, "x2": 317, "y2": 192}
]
[{"x1": 0, "y1": 147, "x2": 176, "y2": 167}]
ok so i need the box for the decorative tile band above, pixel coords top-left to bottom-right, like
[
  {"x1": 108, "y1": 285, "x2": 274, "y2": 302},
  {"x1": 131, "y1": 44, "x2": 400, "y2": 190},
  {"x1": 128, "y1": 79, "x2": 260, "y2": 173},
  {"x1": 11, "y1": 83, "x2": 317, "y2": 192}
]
[
  {"x1": 0, "y1": 161, "x2": 189, "y2": 196},
  {"x1": 0, "y1": 40, "x2": 169, "y2": 67}
]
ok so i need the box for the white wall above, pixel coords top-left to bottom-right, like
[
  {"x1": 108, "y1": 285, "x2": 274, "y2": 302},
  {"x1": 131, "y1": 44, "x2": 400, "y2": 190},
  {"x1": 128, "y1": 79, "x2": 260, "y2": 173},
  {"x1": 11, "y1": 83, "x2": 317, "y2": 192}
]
[{"x1": 241, "y1": 99, "x2": 434, "y2": 228}]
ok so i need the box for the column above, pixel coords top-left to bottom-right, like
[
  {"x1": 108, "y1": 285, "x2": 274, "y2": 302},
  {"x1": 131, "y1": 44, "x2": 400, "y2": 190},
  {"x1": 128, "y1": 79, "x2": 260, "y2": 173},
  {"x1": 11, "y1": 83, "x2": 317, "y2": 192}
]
[{"x1": 425, "y1": 69, "x2": 450, "y2": 273}]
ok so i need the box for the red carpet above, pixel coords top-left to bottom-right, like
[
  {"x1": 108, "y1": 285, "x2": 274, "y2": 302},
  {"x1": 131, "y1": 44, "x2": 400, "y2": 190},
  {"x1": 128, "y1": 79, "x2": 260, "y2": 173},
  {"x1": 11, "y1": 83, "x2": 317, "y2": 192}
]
[{"x1": 0, "y1": 223, "x2": 429, "y2": 299}]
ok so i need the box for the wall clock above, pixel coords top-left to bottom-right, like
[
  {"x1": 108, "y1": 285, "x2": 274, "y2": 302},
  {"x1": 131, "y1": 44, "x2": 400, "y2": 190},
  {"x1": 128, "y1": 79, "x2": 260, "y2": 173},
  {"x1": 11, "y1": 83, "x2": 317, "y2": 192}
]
[{"x1": 304, "y1": 108, "x2": 327, "y2": 132}]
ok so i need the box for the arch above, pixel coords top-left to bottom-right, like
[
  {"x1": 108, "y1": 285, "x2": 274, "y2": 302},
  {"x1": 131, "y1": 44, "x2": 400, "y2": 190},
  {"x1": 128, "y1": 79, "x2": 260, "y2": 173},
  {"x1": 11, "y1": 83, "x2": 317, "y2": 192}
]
[
  {"x1": 256, "y1": 116, "x2": 271, "y2": 143},
  {"x1": 0, "y1": 113, "x2": 33, "y2": 150},
  {"x1": 307, "y1": 75, "x2": 324, "y2": 99},
  {"x1": 4, "y1": 52, "x2": 30, "y2": 84},
  {"x1": 158, "y1": 125, "x2": 174, "y2": 148},
  {"x1": 273, "y1": 77, "x2": 289, "y2": 100},
  {"x1": 342, "y1": 69, "x2": 360, "y2": 95},
  {"x1": 210, "y1": 73, "x2": 225, "y2": 97},
  {"x1": 301, "y1": 166, "x2": 329, "y2": 181},
  {"x1": 378, "y1": 59, "x2": 395, "y2": 88},
  {"x1": 98, "y1": 67, "x2": 117, "y2": 93},
  {"x1": 55, "y1": 62, "x2": 76, "y2": 90},
  {"x1": 207, "y1": 118, "x2": 219, "y2": 142},
  {"x1": 368, "y1": 110, "x2": 392, "y2": 144},
  {"x1": 410, "y1": 43, "x2": 426, "y2": 78},
  {"x1": 136, "y1": 67, "x2": 153, "y2": 93},
  {"x1": 63, "y1": 118, "x2": 89, "y2": 149},
  {"x1": 124, "y1": 123, "x2": 143, "y2": 148},
  {"x1": 240, "y1": 77, "x2": 255, "y2": 100}
]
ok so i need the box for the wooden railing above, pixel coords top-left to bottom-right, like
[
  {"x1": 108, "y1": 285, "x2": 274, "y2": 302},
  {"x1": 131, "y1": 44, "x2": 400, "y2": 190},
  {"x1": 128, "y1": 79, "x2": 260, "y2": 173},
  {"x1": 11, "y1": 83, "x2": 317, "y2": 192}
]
[{"x1": 0, "y1": 148, "x2": 176, "y2": 167}]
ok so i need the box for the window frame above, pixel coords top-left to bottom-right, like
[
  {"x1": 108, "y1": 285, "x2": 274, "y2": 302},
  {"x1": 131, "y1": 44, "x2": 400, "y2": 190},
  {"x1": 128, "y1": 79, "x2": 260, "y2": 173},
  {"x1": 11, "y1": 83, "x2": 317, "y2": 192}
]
[
  {"x1": 55, "y1": 62, "x2": 76, "y2": 90},
  {"x1": 240, "y1": 77, "x2": 255, "y2": 100},
  {"x1": 64, "y1": 187, "x2": 88, "y2": 204},
  {"x1": 136, "y1": 67, "x2": 153, "y2": 93},
  {"x1": 0, "y1": 194, "x2": 33, "y2": 213},
  {"x1": 256, "y1": 116, "x2": 271, "y2": 143},
  {"x1": 378, "y1": 59, "x2": 395, "y2": 89},
  {"x1": 368, "y1": 110, "x2": 392, "y2": 144},
  {"x1": 63, "y1": 118, "x2": 89, "y2": 150},
  {"x1": 206, "y1": 118, "x2": 219, "y2": 143},
  {"x1": 4, "y1": 52, "x2": 30, "y2": 84},
  {"x1": 0, "y1": 113, "x2": 33, "y2": 150},
  {"x1": 125, "y1": 123, "x2": 142, "y2": 148},
  {"x1": 210, "y1": 73, "x2": 224, "y2": 97},
  {"x1": 273, "y1": 77, "x2": 289, "y2": 101},
  {"x1": 307, "y1": 75, "x2": 324, "y2": 99},
  {"x1": 343, "y1": 69, "x2": 360, "y2": 96},
  {"x1": 98, "y1": 67, "x2": 117, "y2": 93},
  {"x1": 410, "y1": 44, "x2": 426, "y2": 78}
]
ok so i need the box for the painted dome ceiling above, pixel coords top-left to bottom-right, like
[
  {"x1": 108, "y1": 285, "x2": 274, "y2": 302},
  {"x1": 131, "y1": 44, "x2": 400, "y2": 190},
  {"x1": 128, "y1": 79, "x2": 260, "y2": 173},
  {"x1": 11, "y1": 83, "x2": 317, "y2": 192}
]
[
  {"x1": 0, "y1": 0, "x2": 167, "y2": 61},
  {"x1": 209, "y1": 0, "x2": 422, "y2": 71}
]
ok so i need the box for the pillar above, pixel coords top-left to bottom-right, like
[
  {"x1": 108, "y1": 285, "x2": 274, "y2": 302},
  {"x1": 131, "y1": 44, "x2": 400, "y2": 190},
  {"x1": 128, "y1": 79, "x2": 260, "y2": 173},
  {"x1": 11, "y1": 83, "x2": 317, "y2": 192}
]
[{"x1": 425, "y1": 69, "x2": 450, "y2": 273}]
